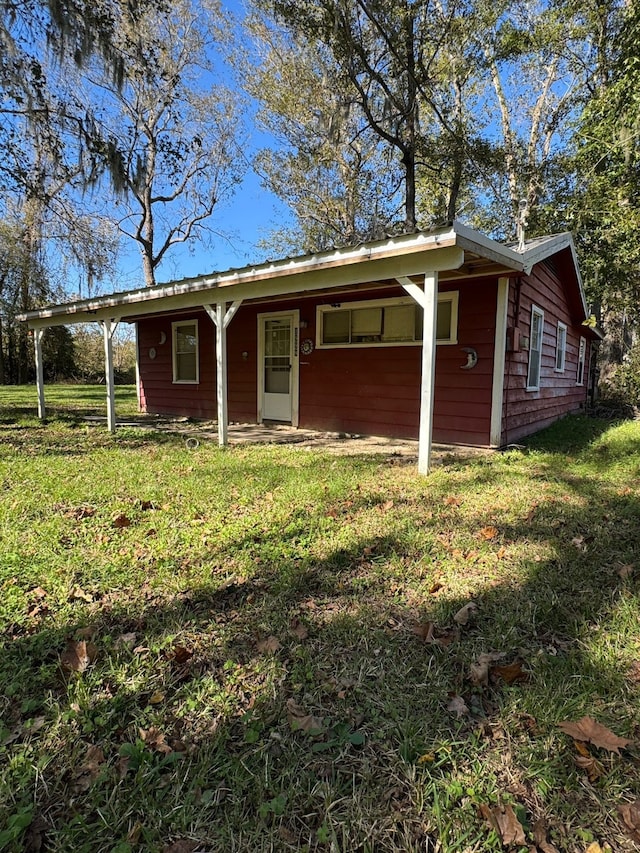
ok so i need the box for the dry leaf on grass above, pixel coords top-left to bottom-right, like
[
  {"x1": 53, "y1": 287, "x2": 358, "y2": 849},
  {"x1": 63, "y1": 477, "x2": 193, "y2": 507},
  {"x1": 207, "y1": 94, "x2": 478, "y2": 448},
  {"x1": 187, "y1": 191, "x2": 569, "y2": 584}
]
[
  {"x1": 429, "y1": 581, "x2": 444, "y2": 594},
  {"x1": 470, "y1": 652, "x2": 505, "y2": 687},
  {"x1": 72, "y1": 744, "x2": 105, "y2": 792},
  {"x1": 61, "y1": 639, "x2": 97, "y2": 673},
  {"x1": 618, "y1": 799, "x2": 640, "y2": 844},
  {"x1": 447, "y1": 694, "x2": 469, "y2": 718},
  {"x1": 585, "y1": 843, "x2": 604, "y2": 853},
  {"x1": 256, "y1": 635, "x2": 281, "y2": 654},
  {"x1": 412, "y1": 621, "x2": 435, "y2": 642},
  {"x1": 618, "y1": 564, "x2": 634, "y2": 579},
  {"x1": 286, "y1": 698, "x2": 324, "y2": 735},
  {"x1": 558, "y1": 716, "x2": 631, "y2": 753},
  {"x1": 479, "y1": 525, "x2": 499, "y2": 540},
  {"x1": 454, "y1": 602, "x2": 477, "y2": 625},
  {"x1": 30, "y1": 586, "x2": 48, "y2": 599},
  {"x1": 478, "y1": 802, "x2": 526, "y2": 845},
  {"x1": 162, "y1": 842, "x2": 199, "y2": 853},
  {"x1": 532, "y1": 817, "x2": 560, "y2": 853},
  {"x1": 491, "y1": 660, "x2": 530, "y2": 685},
  {"x1": 575, "y1": 753, "x2": 604, "y2": 783},
  {"x1": 289, "y1": 618, "x2": 309, "y2": 640},
  {"x1": 444, "y1": 495, "x2": 462, "y2": 507},
  {"x1": 412, "y1": 622, "x2": 458, "y2": 647},
  {"x1": 139, "y1": 726, "x2": 172, "y2": 754},
  {"x1": 69, "y1": 586, "x2": 93, "y2": 603},
  {"x1": 172, "y1": 645, "x2": 193, "y2": 665}
]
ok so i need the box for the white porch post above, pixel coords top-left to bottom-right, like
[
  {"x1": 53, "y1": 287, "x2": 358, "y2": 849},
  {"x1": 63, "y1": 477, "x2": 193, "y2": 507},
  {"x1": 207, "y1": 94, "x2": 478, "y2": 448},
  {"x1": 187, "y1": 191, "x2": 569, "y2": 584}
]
[
  {"x1": 101, "y1": 319, "x2": 119, "y2": 433},
  {"x1": 204, "y1": 301, "x2": 242, "y2": 447},
  {"x1": 418, "y1": 271, "x2": 438, "y2": 474},
  {"x1": 33, "y1": 328, "x2": 45, "y2": 419},
  {"x1": 490, "y1": 277, "x2": 510, "y2": 446}
]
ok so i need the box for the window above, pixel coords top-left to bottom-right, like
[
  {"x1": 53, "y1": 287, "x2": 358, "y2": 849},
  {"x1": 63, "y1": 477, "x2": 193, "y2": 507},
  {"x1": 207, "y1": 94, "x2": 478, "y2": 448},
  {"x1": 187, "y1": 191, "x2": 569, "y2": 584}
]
[
  {"x1": 576, "y1": 336, "x2": 586, "y2": 386},
  {"x1": 555, "y1": 322, "x2": 567, "y2": 372},
  {"x1": 172, "y1": 320, "x2": 199, "y2": 383},
  {"x1": 317, "y1": 293, "x2": 458, "y2": 348},
  {"x1": 526, "y1": 305, "x2": 544, "y2": 391}
]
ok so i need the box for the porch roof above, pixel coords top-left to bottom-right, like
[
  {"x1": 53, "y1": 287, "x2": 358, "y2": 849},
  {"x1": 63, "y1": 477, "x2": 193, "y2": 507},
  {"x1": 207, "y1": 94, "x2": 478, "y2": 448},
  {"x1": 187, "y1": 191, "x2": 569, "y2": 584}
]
[{"x1": 18, "y1": 222, "x2": 586, "y2": 328}]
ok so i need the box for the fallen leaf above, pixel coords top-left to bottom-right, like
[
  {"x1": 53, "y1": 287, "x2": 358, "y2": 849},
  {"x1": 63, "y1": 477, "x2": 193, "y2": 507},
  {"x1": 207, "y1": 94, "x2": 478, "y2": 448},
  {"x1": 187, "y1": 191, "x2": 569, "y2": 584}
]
[
  {"x1": 412, "y1": 621, "x2": 435, "y2": 642},
  {"x1": 479, "y1": 525, "x2": 499, "y2": 540},
  {"x1": 618, "y1": 564, "x2": 634, "y2": 579},
  {"x1": 30, "y1": 586, "x2": 48, "y2": 599},
  {"x1": 289, "y1": 618, "x2": 309, "y2": 640},
  {"x1": 478, "y1": 802, "x2": 526, "y2": 845},
  {"x1": 286, "y1": 698, "x2": 324, "y2": 735},
  {"x1": 454, "y1": 602, "x2": 478, "y2": 625},
  {"x1": 256, "y1": 636, "x2": 281, "y2": 654},
  {"x1": 60, "y1": 639, "x2": 97, "y2": 673},
  {"x1": 558, "y1": 716, "x2": 631, "y2": 753},
  {"x1": 618, "y1": 800, "x2": 640, "y2": 844},
  {"x1": 618, "y1": 799, "x2": 640, "y2": 844},
  {"x1": 417, "y1": 752, "x2": 435, "y2": 763},
  {"x1": 491, "y1": 660, "x2": 530, "y2": 685},
  {"x1": 429, "y1": 581, "x2": 444, "y2": 594},
  {"x1": 575, "y1": 753, "x2": 604, "y2": 783},
  {"x1": 444, "y1": 495, "x2": 462, "y2": 507},
  {"x1": 68, "y1": 586, "x2": 93, "y2": 603},
  {"x1": 172, "y1": 645, "x2": 193, "y2": 665},
  {"x1": 470, "y1": 652, "x2": 505, "y2": 687},
  {"x1": 447, "y1": 694, "x2": 469, "y2": 718},
  {"x1": 72, "y1": 744, "x2": 105, "y2": 792},
  {"x1": 496, "y1": 546, "x2": 507, "y2": 560},
  {"x1": 149, "y1": 691, "x2": 165, "y2": 705},
  {"x1": 585, "y1": 843, "x2": 604, "y2": 853},
  {"x1": 532, "y1": 817, "x2": 560, "y2": 853},
  {"x1": 139, "y1": 726, "x2": 172, "y2": 754},
  {"x1": 116, "y1": 632, "x2": 137, "y2": 649},
  {"x1": 112, "y1": 514, "x2": 131, "y2": 529},
  {"x1": 571, "y1": 536, "x2": 587, "y2": 551},
  {"x1": 162, "y1": 841, "x2": 199, "y2": 853},
  {"x1": 380, "y1": 499, "x2": 394, "y2": 511}
]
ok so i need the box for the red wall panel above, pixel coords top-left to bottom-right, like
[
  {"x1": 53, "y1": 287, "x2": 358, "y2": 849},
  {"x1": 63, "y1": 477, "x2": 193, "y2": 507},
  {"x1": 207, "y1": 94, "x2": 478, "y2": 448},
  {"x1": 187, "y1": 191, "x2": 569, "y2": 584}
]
[{"x1": 502, "y1": 263, "x2": 591, "y2": 444}]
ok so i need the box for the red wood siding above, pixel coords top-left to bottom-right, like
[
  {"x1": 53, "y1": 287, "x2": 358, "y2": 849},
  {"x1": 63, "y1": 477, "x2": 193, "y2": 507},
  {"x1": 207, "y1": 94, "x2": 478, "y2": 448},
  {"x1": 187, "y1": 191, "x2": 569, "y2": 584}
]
[
  {"x1": 502, "y1": 263, "x2": 591, "y2": 445},
  {"x1": 137, "y1": 281, "x2": 498, "y2": 445}
]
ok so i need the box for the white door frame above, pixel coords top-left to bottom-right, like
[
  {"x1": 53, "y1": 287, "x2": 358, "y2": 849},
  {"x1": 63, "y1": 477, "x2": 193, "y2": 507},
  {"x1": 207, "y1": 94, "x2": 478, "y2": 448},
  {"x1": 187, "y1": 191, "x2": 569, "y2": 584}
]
[{"x1": 257, "y1": 309, "x2": 300, "y2": 427}]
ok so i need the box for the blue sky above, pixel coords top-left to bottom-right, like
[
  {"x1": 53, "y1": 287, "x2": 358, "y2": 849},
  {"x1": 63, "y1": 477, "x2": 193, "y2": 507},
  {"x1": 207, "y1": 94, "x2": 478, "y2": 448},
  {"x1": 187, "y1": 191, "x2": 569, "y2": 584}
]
[{"x1": 113, "y1": 0, "x2": 295, "y2": 292}]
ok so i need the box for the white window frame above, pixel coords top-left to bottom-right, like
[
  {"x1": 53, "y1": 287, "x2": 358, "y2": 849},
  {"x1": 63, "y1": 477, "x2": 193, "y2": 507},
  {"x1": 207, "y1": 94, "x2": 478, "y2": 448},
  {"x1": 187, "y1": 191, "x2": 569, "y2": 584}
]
[
  {"x1": 526, "y1": 305, "x2": 544, "y2": 392},
  {"x1": 555, "y1": 321, "x2": 567, "y2": 373},
  {"x1": 576, "y1": 336, "x2": 586, "y2": 386},
  {"x1": 316, "y1": 293, "x2": 459, "y2": 349},
  {"x1": 172, "y1": 319, "x2": 199, "y2": 384}
]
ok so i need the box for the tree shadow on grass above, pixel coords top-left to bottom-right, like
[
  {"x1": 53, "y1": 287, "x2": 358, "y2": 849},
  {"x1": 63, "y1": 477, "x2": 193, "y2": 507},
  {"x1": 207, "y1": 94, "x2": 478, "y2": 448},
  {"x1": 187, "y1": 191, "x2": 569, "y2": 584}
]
[{"x1": 2, "y1": 416, "x2": 640, "y2": 851}]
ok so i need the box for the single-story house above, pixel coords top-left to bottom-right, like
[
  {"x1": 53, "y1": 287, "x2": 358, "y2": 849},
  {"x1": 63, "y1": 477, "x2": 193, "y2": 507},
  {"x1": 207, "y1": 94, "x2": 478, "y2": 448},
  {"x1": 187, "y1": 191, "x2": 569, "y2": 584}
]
[{"x1": 19, "y1": 222, "x2": 600, "y2": 472}]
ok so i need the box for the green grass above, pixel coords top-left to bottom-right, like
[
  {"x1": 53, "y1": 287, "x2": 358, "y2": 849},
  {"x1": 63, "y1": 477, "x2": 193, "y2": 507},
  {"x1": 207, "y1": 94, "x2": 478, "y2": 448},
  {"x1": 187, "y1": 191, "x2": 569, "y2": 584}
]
[{"x1": 1, "y1": 385, "x2": 639, "y2": 852}]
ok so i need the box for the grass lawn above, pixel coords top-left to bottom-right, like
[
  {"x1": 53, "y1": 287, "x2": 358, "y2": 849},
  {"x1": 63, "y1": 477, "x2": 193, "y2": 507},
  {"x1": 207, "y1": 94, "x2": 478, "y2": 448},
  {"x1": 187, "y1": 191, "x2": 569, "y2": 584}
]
[{"x1": 1, "y1": 385, "x2": 639, "y2": 852}]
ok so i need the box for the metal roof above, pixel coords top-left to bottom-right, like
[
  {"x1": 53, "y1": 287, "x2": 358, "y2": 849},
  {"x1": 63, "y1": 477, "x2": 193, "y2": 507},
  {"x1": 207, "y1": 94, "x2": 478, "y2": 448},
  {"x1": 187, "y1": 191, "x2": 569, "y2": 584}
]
[{"x1": 19, "y1": 222, "x2": 587, "y2": 328}]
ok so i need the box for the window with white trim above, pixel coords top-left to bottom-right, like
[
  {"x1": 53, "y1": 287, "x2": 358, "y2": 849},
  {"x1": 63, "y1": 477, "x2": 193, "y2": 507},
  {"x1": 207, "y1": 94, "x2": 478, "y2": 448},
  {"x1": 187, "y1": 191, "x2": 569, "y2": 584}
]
[
  {"x1": 555, "y1": 321, "x2": 567, "y2": 372},
  {"x1": 316, "y1": 293, "x2": 459, "y2": 348},
  {"x1": 526, "y1": 305, "x2": 544, "y2": 391},
  {"x1": 172, "y1": 320, "x2": 199, "y2": 383},
  {"x1": 576, "y1": 336, "x2": 586, "y2": 386}
]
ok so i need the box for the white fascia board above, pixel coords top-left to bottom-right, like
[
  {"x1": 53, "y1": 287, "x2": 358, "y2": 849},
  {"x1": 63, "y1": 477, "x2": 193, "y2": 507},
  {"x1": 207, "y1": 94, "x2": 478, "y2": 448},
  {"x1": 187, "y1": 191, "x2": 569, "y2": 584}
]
[
  {"x1": 452, "y1": 222, "x2": 525, "y2": 271},
  {"x1": 22, "y1": 238, "x2": 464, "y2": 329}
]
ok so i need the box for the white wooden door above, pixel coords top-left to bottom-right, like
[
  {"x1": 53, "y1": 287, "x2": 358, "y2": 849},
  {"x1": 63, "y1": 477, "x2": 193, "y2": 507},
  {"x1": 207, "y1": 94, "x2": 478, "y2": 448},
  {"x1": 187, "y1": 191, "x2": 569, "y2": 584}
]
[{"x1": 258, "y1": 312, "x2": 299, "y2": 424}]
